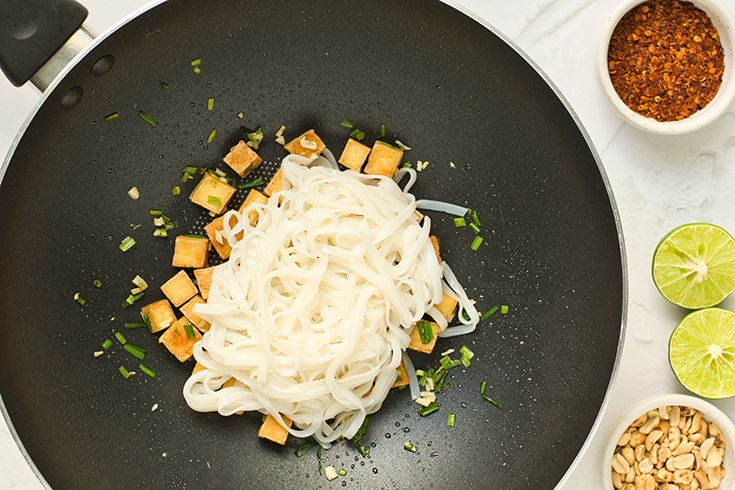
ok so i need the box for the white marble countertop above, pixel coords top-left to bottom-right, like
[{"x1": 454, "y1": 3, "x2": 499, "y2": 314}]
[{"x1": 4, "y1": 0, "x2": 735, "y2": 488}]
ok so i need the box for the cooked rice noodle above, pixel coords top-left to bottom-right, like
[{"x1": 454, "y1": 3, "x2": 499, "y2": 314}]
[{"x1": 184, "y1": 156, "x2": 478, "y2": 444}]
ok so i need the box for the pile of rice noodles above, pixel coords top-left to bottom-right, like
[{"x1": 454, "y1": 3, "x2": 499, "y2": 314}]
[{"x1": 184, "y1": 150, "x2": 478, "y2": 445}]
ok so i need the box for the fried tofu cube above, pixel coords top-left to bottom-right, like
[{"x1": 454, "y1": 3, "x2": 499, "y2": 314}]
[
  {"x1": 180, "y1": 294, "x2": 211, "y2": 332},
  {"x1": 140, "y1": 299, "x2": 176, "y2": 333},
  {"x1": 392, "y1": 360, "x2": 409, "y2": 388},
  {"x1": 434, "y1": 293, "x2": 458, "y2": 320},
  {"x1": 430, "y1": 235, "x2": 441, "y2": 262},
  {"x1": 223, "y1": 140, "x2": 262, "y2": 177},
  {"x1": 364, "y1": 141, "x2": 404, "y2": 178},
  {"x1": 284, "y1": 129, "x2": 325, "y2": 158},
  {"x1": 263, "y1": 166, "x2": 283, "y2": 197},
  {"x1": 258, "y1": 413, "x2": 292, "y2": 445},
  {"x1": 189, "y1": 171, "x2": 236, "y2": 215},
  {"x1": 407, "y1": 321, "x2": 442, "y2": 354},
  {"x1": 161, "y1": 270, "x2": 198, "y2": 307},
  {"x1": 338, "y1": 138, "x2": 371, "y2": 171},
  {"x1": 192, "y1": 361, "x2": 207, "y2": 375},
  {"x1": 159, "y1": 316, "x2": 202, "y2": 362},
  {"x1": 172, "y1": 235, "x2": 210, "y2": 268},
  {"x1": 414, "y1": 209, "x2": 424, "y2": 223},
  {"x1": 238, "y1": 188, "x2": 268, "y2": 226},
  {"x1": 193, "y1": 266, "x2": 215, "y2": 300},
  {"x1": 204, "y1": 214, "x2": 239, "y2": 260}
]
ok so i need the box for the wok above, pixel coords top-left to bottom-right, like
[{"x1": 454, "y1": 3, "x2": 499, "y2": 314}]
[{"x1": 0, "y1": 0, "x2": 626, "y2": 488}]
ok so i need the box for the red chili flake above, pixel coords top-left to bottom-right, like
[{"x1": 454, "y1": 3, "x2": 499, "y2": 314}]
[{"x1": 607, "y1": 0, "x2": 725, "y2": 122}]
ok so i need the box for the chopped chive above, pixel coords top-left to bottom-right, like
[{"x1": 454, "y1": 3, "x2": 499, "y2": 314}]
[
  {"x1": 470, "y1": 236, "x2": 483, "y2": 251},
  {"x1": 454, "y1": 217, "x2": 466, "y2": 227},
  {"x1": 172, "y1": 185, "x2": 180, "y2": 195},
  {"x1": 237, "y1": 177, "x2": 264, "y2": 190},
  {"x1": 461, "y1": 356, "x2": 471, "y2": 368},
  {"x1": 378, "y1": 141, "x2": 398, "y2": 150},
  {"x1": 340, "y1": 119, "x2": 354, "y2": 128},
  {"x1": 75, "y1": 295, "x2": 86, "y2": 306},
  {"x1": 124, "y1": 344, "x2": 146, "y2": 360},
  {"x1": 193, "y1": 66, "x2": 201, "y2": 74},
  {"x1": 338, "y1": 469, "x2": 347, "y2": 476},
  {"x1": 153, "y1": 229, "x2": 167, "y2": 237},
  {"x1": 159, "y1": 81, "x2": 170, "y2": 89},
  {"x1": 141, "y1": 312, "x2": 152, "y2": 332},
  {"x1": 469, "y1": 222, "x2": 481, "y2": 234},
  {"x1": 119, "y1": 365, "x2": 130, "y2": 378},
  {"x1": 184, "y1": 323, "x2": 195, "y2": 339},
  {"x1": 481, "y1": 305, "x2": 499, "y2": 321},
  {"x1": 471, "y1": 210, "x2": 481, "y2": 227},
  {"x1": 190, "y1": 58, "x2": 202, "y2": 67},
  {"x1": 139, "y1": 364, "x2": 155, "y2": 378},
  {"x1": 207, "y1": 195, "x2": 222, "y2": 206},
  {"x1": 138, "y1": 111, "x2": 158, "y2": 127},
  {"x1": 206, "y1": 128, "x2": 217, "y2": 143},
  {"x1": 380, "y1": 124, "x2": 386, "y2": 137},
  {"x1": 119, "y1": 236, "x2": 136, "y2": 252},
  {"x1": 501, "y1": 305, "x2": 509, "y2": 314},
  {"x1": 124, "y1": 322, "x2": 147, "y2": 329},
  {"x1": 482, "y1": 394, "x2": 502, "y2": 409},
  {"x1": 105, "y1": 112, "x2": 119, "y2": 121},
  {"x1": 447, "y1": 413, "x2": 456, "y2": 427},
  {"x1": 149, "y1": 209, "x2": 163, "y2": 216},
  {"x1": 480, "y1": 381, "x2": 487, "y2": 395},
  {"x1": 93, "y1": 279, "x2": 102, "y2": 287},
  {"x1": 460, "y1": 346, "x2": 475, "y2": 360},
  {"x1": 416, "y1": 320, "x2": 433, "y2": 345},
  {"x1": 102, "y1": 339, "x2": 112, "y2": 350},
  {"x1": 123, "y1": 291, "x2": 144, "y2": 307},
  {"x1": 349, "y1": 128, "x2": 365, "y2": 140},
  {"x1": 417, "y1": 402, "x2": 439, "y2": 416},
  {"x1": 295, "y1": 438, "x2": 316, "y2": 457},
  {"x1": 402, "y1": 161, "x2": 412, "y2": 168},
  {"x1": 207, "y1": 98, "x2": 214, "y2": 110},
  {"x1": 403, "y1": 442, "x2": 418, "y2": 453},
  {"x1": 115, "y1": 332, "x2": 126, "y2": 344}
]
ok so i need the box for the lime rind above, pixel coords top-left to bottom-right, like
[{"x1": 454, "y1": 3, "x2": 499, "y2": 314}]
[
  {"x1": 669, "y1": 308, "x2": 735, "y2": 399},
  {"x1": 652, "y1": 223, "x2": 735, "y2": 309}
]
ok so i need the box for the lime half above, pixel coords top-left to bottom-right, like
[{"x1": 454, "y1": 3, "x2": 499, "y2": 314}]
[
  {"x1": 652, "y1": 223, "x2": 735, "y2": 309},
  {"x1": 669, "y1": 308, "x2": 735, "y2": 399}
]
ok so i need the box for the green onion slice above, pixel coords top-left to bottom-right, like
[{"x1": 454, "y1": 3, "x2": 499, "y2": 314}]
[
  {"x1": 207, "y1": 98, "x2": 214, "y2": 110},
  {"x1": 349, "y1": 129, "x2": 365, "y2": 140},
  {"x1": 403, "y1": 442, "x2": 418, "y2": 453},
  {"x1": 207, "y1": 195, "x2": 222, "y2": 206},
  {"x1": 454, "y1": 217, "x2": 466, "y2": 227},
  {"x1": 124, "y1": 322, "x2": 147, "y2": 329},
  {"x1": 501, "y1": 305, "x2": 509, "y2": 314},
  {"x1": 416, "y1": 320, "x2": 433, "y2": 345},
  {"x1": 102, "y1": 339, "x2": 112, "y2": 350},
  {"x1": 184, "y1": 323, "x2": 195, "y2": 339},
  {"x1": 119, "y1": 365, "x2": 130, "y2": 378},
  {"x1": 469, "y1": 222, "x2": 481, "y2": 234},
  {"x1": 340, "y1": 119, "x2": 354, "y2": 128},
  {"x1": 207, "y1": 128, "x2": 217, "y2": 143},
  {"x1": 124, "y1": 344, "x2": 146, "y2": 360},
  {"x1": 138, "y1": 111, "x2": 158, "y2": 127},
  {"x1": 105, "y1": 113, "x2": 119, "y2": 121},
  {"x1": 472, "y1": 210, "x2": 481, "y2": 227},
  {"x1": 338, "y1": 469, "x2": 347, "y2": 476},
  {"x1": 237, "y1": 177, "x2": 264, "y2": 190},
  {"x1": 119, "y1": 236, "x2": 136, "y2": 252},
  {"x1": 115, "y1": 332, "x2": 126, "y2": 344},
  {"x1": 447, "y1": 413, "x2": 456, "y2": 427},
  {"x1": 470, "y1": 236, "x2": 483, "y2": 251},
  {"x1": 482, "y1": 394, "x2": 502, "y2": 409},
  {"x1": 139, "y1": 364, "x2": 155, "y2": 378},
  {"x1": 190, "y1": 58, "x2": 202, "y2": 67},
  {"x1": 93, "y1": 279, "x2": 102, "y2": 287},
  {"x1": 480, "y1": 381, "x2": 487, "y2": 395},
  {"x1": 417, "y1": 402, "x2": 439, "y2": 416},
  {"x1": 481, "y1": 305, "x2": 499, "y2": 321},
  {"x1": 380, "y1": 124, "x2": 386, "y2": 137},
  {"x1": 295, "y1": 437, "x2": 316, "y2": 457},
  {"x1": 159, "y1": 81, "x2": 170, "y2": 89}
]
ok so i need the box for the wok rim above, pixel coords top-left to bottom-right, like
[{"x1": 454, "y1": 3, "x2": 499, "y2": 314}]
[{"x1": 0, "y1": 1, "x2": 629, "y2": 488}]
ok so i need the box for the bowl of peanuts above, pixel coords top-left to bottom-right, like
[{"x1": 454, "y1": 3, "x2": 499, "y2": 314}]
[
  {"x1": 603, "y1": 394, "x2": 735, "y2": 490},
  {"x1": 595, "y1": 0, "x2": 735, "y2": 134}
]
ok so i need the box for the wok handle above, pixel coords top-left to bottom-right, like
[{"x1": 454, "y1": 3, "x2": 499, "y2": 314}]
[{"x1": 0, "y1": 0, "x2": 88, "y2": 87}]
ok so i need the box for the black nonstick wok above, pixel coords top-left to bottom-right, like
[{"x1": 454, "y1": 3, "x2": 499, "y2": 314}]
[{"x1": 0, "y1": 0, "x2": 626, "y2": 488}]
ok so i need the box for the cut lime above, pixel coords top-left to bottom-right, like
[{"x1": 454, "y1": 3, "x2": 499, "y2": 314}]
[
  {"x1": 669, "y1": 308, "x2": 735, "y2": 399},
  {"x1": 652, "y1": 223, "x2": 735, "y2": 309}
]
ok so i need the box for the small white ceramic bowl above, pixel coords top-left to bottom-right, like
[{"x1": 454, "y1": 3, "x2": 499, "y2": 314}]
[
  {"x1": 595, "y1": 0, "x2": 735, "y2": 134},
  {"x1": 602, "y1": 394, "x2": 735, "y2": 490}
]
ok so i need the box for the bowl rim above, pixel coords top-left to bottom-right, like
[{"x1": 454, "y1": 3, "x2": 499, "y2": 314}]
[
  {"x1": 594, "y1": 0, "x2": 735, "y2": 135},
  {"x1": 601, "y1": 393, "x2": 735, "y2": 489}
]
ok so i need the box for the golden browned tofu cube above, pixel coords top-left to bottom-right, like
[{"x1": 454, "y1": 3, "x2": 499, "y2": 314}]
[
  {"x1": 172, "y1": 235, "x2": 210, "y2": 268},
  {"x1": 159, "y1": 316, "x2": 202, "y2": 362},
  {"x1": 180, "y1": 294, "x2": 211, "y2": 332},
  {"x1": 338, "y1": 138, "x2": 371, "y2": 171},
  {"x1": 192, "y1": 361, "x2": 207, "y2": 375},
  {"x1": 189, "y1": 171, "x2": 236, "y2": 215},
  {"x1": 407, "y1": 321, "x2": 442, "y2": 354},
  {"x1": 238, "y1": 188, "x2": 268, "y2": 226},
  {"x1": 430, "y1": 235, "x2": 441, "y2": 262},
  {"x1": 391, "y1": 360, "x2": 409, "y2": 388},
  {"x1": 140, "y1": 299, "x2": 176, "y2": 333},
  {"x1": 193, "y1": 266, "x2": 215, "y2": 300},
  {"x1": 258, "y1": 413, "x2": 293, "y2": 445},
  {"x1": 284, "y1": 129, "x2": 325, "y2": 158},
  {"x1": 434, "y1": 293, "x2": 458, "y2": 320},
  {"x1": 161, "y1": 270, "x2": 198, "y2": 307},
  {"x1": 364, "y1": 141, "x2": 404, "y2": 177},
  {"x1": 204, "y1": 214, "x2": 238, "y2": 260},
  {"x1": 263, "y1": 166, "x2": 283, "y2": 197},
  {"x1": 414, "y1": 209, "x2": 424, "y2": 223},
  {"x1": 223, "y1": 140, "x2": 262, "y2": 177}
]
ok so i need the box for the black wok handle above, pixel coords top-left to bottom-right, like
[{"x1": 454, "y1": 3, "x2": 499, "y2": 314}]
[{"x1": 0, "y1": 0, "x2": 88, "y2": 87}]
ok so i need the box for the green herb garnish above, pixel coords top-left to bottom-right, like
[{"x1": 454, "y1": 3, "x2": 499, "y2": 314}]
[{"x1": 138, "y1": 111, "x2": 158, "y2": 127}]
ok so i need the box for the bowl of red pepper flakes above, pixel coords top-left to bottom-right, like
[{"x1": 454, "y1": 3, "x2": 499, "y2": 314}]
[{"x1": 595, "y1": 0, "x2": 735, "y2": 134}]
